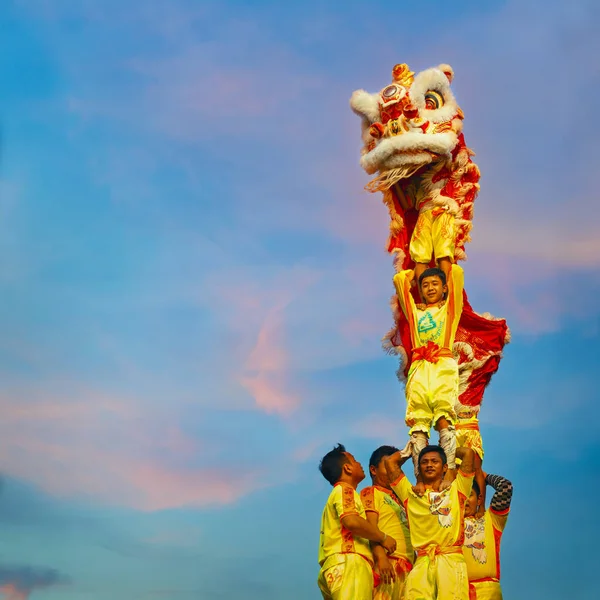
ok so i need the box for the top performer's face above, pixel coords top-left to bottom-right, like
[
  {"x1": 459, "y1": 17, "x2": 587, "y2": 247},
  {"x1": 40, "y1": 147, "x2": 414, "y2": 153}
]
[{"x1": 420, "y1": 276, "x2": 447, "y2": 305}]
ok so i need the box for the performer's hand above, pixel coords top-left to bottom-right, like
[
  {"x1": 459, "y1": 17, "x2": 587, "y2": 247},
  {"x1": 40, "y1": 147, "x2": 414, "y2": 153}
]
[
  {"x1": 412, "y1": 481, "x2": 426, "y2": 496},
  {"x1": 440, "y1": 468, "x2": 457, "y2": 491},
  {"x1": 375, "y1": 555, "x2": 396, "y2": 584},
  {"x1": 475, "y1": 504, "x2": 486, "y2": 518},
  {"x1": 381, "y1": 535, "x2": 397, "y2": 555},
  {"x1": 383, "y1": 452, "x2": 409, "y2": 484},
  {"x1": 387, "y1": 450, "x2": 409, "y2": 466}
]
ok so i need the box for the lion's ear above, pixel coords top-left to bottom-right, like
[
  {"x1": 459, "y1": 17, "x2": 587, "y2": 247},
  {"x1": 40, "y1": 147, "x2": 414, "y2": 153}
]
[
  {"x1": 438, "y1": 64, "x2": 454, "y2": 84},
  {"x1": 349, "y1": 89, "x2": 380, "y2": 123}
]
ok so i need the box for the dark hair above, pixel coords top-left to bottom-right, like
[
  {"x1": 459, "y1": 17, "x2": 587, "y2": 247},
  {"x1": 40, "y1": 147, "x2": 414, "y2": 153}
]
[
  {"x1": 472, "y1": 480, "x2": 481, "y2": 497},
  {"x1": 418, "y1": 267, "x2": 446, "y2": 287},
  {"x1": 319, "y1": 444, "x2": 349, "y2": 486},
  {"x1": 369, "y1": 445, "x2": 399, "y2": 469},
  {"x1": 418, "y1": 445, "x2": 447, "y2": 466}
]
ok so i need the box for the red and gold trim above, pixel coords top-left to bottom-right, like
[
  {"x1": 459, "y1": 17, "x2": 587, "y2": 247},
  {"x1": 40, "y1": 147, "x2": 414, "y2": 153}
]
[
  {"x1": 493, "y1": 524, "x2": 503, "y2": 579},
  {"x1": 340, "y1": 524, "x2": 355, "y2": 554},
  {"x1": 360, "y1": 486, "x2": 377, "y2": 513}
]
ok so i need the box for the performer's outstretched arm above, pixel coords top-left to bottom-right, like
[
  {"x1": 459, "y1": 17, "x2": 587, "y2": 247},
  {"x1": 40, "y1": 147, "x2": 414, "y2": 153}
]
[
  {"x1": 485, "y1": 473, "x2": 513, "y2": 513},
  {"x1": 443, "y1": 264, "x2": 464, "y2": 346},
  {"x1": 393, "y1": 270, "x2": 417, "y2": 320}
]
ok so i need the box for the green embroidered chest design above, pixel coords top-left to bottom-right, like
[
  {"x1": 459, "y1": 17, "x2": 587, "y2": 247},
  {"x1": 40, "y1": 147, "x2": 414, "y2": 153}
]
[
  {"x1": 417, "y1": 310, "x2": 444, "y2": 342},
  {"x1": 418, "y1": 312, "x2": 437, "y2": 333}
]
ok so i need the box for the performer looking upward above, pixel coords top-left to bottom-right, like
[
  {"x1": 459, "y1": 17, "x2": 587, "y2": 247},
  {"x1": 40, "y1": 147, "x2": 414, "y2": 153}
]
[
  {"x1": 463, "y1": 472, "x2": 513, "y2": 600},
  {"x1": 384, "y1": 445, "x2": 475, "y2": 600},
  {"x1": 317, "y1": 444, "x2": 397, "y2": 600},
  {"x1": 360, "y1": 445, "x2": 415, "y2": 600},
  {"x1": 394, "y1": 264, "x2": 464, "y2": 493}
]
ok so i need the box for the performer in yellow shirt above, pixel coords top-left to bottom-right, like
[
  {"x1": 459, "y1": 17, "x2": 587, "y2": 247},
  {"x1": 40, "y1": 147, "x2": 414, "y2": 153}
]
[
  {"x1": 318, "y1": 444, "x2": 397, "y2": 600},
  {"x1": 394, "y1": 265, "x2": 464, "y2": 491},
  {"x1": 361, "y1": 445, "x2": 415, "y2": 600},
  {"x1": 463, "y1": 472, "x2": 513, "y2": 600},
  {"x1": 384, "y1": 445, "x2": 475, "y2": 600}
]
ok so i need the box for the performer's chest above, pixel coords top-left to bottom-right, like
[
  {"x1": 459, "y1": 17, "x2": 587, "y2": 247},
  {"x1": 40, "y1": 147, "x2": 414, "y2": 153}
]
[{"x1": 416, "y1": 307, "x2": 446, "y2": 342}]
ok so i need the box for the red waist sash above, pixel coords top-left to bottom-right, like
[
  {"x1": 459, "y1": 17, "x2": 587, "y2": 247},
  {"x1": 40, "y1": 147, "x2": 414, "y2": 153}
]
[{"x1": 412, "y1": 341, "x2": 453, "y2": 364}]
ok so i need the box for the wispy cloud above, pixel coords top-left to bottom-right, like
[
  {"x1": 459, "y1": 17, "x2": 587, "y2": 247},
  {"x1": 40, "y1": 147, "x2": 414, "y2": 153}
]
[
  {"x1": 241, "y1": 305, "x2": 300, "y2": 415},
  {"x1": 0, "y1": 389, "x2": 266, "y2": 511}
]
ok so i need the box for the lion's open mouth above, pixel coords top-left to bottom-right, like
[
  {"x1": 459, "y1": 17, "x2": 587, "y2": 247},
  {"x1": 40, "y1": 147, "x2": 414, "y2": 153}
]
[{"x1": 364, "y1": 151, "x2": 440, "y2": 192}]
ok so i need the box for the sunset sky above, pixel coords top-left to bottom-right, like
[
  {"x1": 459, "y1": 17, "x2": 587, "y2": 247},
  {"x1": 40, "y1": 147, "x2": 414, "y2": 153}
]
[{"x1": 0, "y1": 0, "x2": 598, "y2": 598}]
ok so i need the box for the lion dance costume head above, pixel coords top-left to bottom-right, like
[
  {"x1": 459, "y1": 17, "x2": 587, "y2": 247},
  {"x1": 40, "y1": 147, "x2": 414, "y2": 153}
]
[
  {"x1": 350, "y1": 63, "x2": 480, "y2": 270},
  {"x1": 349, "y1": 63, "x2": 508, "y2": 415}
]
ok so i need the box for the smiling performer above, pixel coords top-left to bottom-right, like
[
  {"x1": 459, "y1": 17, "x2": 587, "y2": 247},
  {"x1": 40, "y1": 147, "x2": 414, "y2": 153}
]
[
  {"x1": 394, "y1": 264, "x2": 463, "y2": 492},
  {"x1": 317, "y1": 444, "x2": 397, "y2": 600},
  {"x1": 384, "y1": 445, "x2": 475, "y2": 600}
]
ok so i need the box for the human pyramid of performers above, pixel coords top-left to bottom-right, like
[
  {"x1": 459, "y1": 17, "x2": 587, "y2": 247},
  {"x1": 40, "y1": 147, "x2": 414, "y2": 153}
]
[{"x1": 317, "y1": 63, "x2": 513, "y2": 600}]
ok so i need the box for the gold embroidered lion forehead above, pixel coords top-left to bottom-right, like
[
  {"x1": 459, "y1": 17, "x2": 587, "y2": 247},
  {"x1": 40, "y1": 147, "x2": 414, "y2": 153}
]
[{"x1": 350, "y1": 64, "x2": 463, "y2": 177}]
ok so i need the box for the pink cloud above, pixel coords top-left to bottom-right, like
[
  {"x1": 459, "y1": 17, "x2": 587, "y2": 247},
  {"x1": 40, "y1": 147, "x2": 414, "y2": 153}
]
[
  {"x1": 240, "y1": 307, "x2": 300, "y2": 415},
  {"x1": 0, "y1": 565, "x2": 67, "y2": 600},
  {"x1": 0, "y1": 584, "x2": 27, "y2": 600},
  {"x1": 0, "y1": 390, "x2": 265, "y2": 511}
]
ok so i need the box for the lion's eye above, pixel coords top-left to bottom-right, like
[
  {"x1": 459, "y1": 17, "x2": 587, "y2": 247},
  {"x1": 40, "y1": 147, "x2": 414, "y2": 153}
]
[
  {"x1": 424, "y1": 91, "x2": 444, "y2": 110},
  {"x1": 382, "y1": 84, "x2": 399, "y2": 99}
]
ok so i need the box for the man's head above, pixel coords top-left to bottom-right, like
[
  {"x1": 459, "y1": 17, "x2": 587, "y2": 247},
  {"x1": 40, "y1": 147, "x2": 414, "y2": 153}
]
[
  {"x1": 464, "y1": 479, "x2": 482, "y2": 518},
  {"x1": 418, "y1": 445, "x2": 448, "y2": 484},
  {"x1": 368, "y1": 445, "x2": 399, "y2": 488},
  {"x1": 319, "y1": 443, "x2": 365, "y2": 487},
  {"x1": 418, "y1": 267, "x2": 448, "y2": 304}
]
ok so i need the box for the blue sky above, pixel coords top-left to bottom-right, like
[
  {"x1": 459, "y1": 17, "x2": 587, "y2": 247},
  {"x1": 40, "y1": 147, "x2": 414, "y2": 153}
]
[{"x1": 0, "y1": 0, "x2": 598, "y2": 598}]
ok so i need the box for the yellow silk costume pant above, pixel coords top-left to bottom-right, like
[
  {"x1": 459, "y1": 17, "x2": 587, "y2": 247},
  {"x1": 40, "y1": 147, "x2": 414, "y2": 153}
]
[
  {"x1": 409, "y1": 208, "x2": 455, "y2": 264},
  {"x1": 455, "y1": 426, "x2": 484, "y2": 460},
  {"x1": 373, "y1": 558, "x2": 410, "y2": 600},
  {"x1": 405, "y1": 357, "x2": 458, "y2": 435},
  {"x1": 405, "y1": 553, "x2": 469, "y2": 600},
  {"x1": 471, "y1": 580, "x2": 502, "y2": 600},
  {"x1": 318, "y1": 553, "x2": 374, "y2": 600}
]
